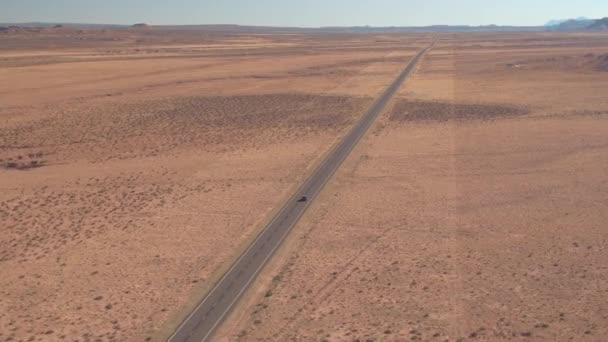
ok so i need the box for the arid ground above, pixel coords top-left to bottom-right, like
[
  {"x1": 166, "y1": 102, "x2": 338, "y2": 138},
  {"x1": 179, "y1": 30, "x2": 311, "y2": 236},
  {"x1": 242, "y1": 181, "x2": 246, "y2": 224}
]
[
  {"x1": 0, "y1": 27, "x2": 428, "y2": 341},
  {"x1": 2, "y1": 27, "x2": 608, "y2": 342},
  {"x1": 218, "y1": 33, "x2": 608, "y2": 341}
]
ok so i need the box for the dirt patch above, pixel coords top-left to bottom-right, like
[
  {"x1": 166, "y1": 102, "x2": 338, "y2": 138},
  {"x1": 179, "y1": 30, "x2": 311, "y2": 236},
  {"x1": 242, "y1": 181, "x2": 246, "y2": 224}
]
[{"x1": 390, "y1": 100, "x2": 529, "y2": 123}]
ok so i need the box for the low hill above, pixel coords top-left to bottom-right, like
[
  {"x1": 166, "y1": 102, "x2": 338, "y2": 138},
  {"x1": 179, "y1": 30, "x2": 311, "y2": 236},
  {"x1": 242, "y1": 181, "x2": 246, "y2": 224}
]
[
  {"x1": 587, "y1": 18, "x2": 608, "y2": 30},
  {"x1": 545, "y1": 17, "x2": 591, "y2": 27},
  {"x1": 555, "y1": 18, "x2": 596, "y2": 30},
  {"x1": 551, "y1": 17, "x2": 608, "y2": 31}
]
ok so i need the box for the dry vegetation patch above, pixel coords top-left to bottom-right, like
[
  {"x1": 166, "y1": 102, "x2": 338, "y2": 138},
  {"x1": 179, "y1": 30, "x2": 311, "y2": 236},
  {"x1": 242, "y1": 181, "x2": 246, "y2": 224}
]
[
  {"x1": 0, "y1": 94, "x2": 371, "y2": 163},
  {"x1": 592, "y1": 53, "x2": 608, "y2": 71},
  {"x1": 0, "y1": 153, "x2": 46, "y2": 171},
  {"x1": 390, "y1": 99, "x2": 529, "y2": 123},
  {"x1": 506, "y1": 52, "x2": 608, "y2": 72}
]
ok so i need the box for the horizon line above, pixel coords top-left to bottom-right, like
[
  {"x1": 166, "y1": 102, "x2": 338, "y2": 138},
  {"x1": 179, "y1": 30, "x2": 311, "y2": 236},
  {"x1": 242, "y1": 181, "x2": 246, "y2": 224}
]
[{"x1": 0, "y1": 21, "x2": 567, "y2": 29}]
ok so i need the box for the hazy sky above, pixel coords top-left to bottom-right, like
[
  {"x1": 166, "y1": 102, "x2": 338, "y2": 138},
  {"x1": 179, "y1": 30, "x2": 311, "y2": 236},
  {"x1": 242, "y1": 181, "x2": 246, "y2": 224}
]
[{"x1": 2, "y1": 0, "x2": 607, "y2": 27}]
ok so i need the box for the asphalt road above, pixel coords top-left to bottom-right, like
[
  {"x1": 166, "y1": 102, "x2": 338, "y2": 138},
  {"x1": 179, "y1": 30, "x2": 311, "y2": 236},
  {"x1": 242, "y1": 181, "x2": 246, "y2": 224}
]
[{"x1": 168, "y1": 44, "x2": 433, "y2": 342}]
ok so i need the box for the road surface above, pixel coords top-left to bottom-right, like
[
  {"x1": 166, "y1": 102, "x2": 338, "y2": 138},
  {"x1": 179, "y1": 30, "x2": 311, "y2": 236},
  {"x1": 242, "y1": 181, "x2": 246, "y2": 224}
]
[{"x1": 168, "y1": 44, "x2": 433, "y2": 342}]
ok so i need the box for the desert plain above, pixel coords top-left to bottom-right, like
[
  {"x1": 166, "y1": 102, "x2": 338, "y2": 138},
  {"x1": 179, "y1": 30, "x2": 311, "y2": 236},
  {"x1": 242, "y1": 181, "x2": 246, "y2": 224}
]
[
  {"x1": 217, "y1": 33, "x2": 608, "y2": 341},
  {"x1": 1, "y1": 26, "x2": 608, "y2": 342}
]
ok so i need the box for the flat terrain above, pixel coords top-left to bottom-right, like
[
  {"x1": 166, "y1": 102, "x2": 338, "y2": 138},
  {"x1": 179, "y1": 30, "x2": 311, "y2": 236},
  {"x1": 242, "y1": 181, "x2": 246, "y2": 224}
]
[
  {"x1": 0, "y1": 28, "x2": 428, "y2": 342},
  {"x1": 220, "y1": 32, "x2": 608, "y2": 341},
  {"x1": 168, "y1": 45, "x2": 432, "y2": 342}
]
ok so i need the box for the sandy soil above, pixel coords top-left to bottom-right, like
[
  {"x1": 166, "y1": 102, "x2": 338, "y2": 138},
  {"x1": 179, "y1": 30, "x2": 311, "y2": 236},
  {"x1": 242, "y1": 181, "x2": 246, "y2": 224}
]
[
  {"x1": 0, "y1": 29, "x2": 425, "y2": 341},
  {"x1": 222, "y1": 33, "x2": 608, "y2": 341}
]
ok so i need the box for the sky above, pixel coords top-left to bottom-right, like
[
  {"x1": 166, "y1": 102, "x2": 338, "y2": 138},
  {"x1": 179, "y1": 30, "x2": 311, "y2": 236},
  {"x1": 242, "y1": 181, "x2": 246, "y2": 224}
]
[{"x1": 2, "y1": 0, "x2": 607, "y2": 27}]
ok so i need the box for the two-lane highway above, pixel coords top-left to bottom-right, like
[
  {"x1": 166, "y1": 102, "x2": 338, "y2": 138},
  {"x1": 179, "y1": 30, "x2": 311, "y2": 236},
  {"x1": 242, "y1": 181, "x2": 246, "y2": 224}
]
[{"x1": 169, "y1": 44, "x2": 433, "y2": 342}]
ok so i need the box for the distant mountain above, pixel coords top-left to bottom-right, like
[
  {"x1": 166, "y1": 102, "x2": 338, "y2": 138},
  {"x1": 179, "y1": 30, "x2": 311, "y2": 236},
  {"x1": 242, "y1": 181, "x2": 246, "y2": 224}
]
[
  {"x1": 545, "y1": 17, "x2": 590, "y2": 27},
  {"x1": 554, "y1": 18, "x2": 596, "y2": 30},
  {"x1": 587, "y1": 17, "x2": 608, "y2": 30},
  {"x1": 545, "y1": 20, "x2": 565, "y2": 27},
  {"x1": 548, "y1": 17, "x2": 608, "y2": 31}
]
